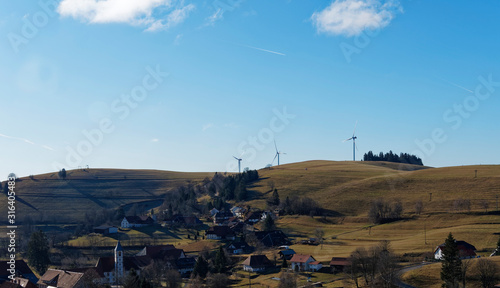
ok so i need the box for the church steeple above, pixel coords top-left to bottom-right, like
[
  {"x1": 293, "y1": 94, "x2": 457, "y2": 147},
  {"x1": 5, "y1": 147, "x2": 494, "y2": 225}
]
[{"x1": 114, "y1": 241, "x2": 124, "y2": 283}]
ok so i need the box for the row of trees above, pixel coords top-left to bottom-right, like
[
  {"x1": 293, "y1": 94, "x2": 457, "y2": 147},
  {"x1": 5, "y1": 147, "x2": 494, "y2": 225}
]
[{"x1": 363, "y1": 151, "x2": 423, "y2": 166}]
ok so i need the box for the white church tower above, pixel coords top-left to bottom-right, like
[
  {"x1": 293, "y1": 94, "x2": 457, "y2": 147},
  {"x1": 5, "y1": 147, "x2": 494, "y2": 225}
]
[{"x1": 114, "y1": 241, "x2": 124, "y2": 283}]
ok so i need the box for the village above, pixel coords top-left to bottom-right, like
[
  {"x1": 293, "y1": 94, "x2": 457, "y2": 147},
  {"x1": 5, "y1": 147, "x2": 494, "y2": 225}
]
[{"x1": 0, "y1": 201, "x2": 483, "y2": 288}]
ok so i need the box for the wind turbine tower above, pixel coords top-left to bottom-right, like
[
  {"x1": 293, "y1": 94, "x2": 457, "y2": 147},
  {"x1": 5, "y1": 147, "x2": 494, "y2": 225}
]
[
  {"x1": 233, "y1": 156, "x2": 242, "y2": 173},
  {"x1": 343, "y1": 121, "x2": 358, "y2": 161},
  {"x1": 272, "y1": 140, "x2": 286, "y2": 166}
]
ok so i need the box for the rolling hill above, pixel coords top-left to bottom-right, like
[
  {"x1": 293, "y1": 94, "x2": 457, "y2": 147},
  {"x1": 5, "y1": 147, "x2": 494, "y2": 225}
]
[{"x1": 0, "y1": 168, "x2": 214, "y2": 224}]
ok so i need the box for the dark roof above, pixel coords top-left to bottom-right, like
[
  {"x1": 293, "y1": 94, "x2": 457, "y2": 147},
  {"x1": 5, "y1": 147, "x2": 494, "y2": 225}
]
[
  {"x1": 279, "y1": 249, "x2": 296, "y2": 256},
  {"x1": 228, "y1": 241, "x2": 250, "y2": 250},
  {"x1": 175, "y1": 257, "x2": 196, "y2": 270},
  {"x1": 329, "y1": 257, "x2": 350, "y2": 266},
  {"x1": 244, "y1": 211, "x2": 261, "y2": 222},
  {"x1": 95, "y1": 255, "x2": 152, "y2": 277},
  {"x1": 124, "y1": 215, "x2": 154, "y2": 225},
  {"x1": 255, "y1": 230, "x2": 290, "y2": 247},
  {"x1": 115, "y1": 241, "x2": 123, "y2": 252},
  {"x1": 0, "y1": 260, "x2": 35, "y2": 278},
  {"x1": 136, "y1": 245, "x2": 176, "y2": 257},
  {"x1": 37, "y1": 269, "x2": 84, "y2": 288},
  {"x1": 172, "y1": 215, "x2": 202, "y2": 225},
  {"x1": 435, "y1": 240, "x2": 477, "y2": 257},
  {"x1": 242, "y1": 255, "x2": 272, "y2": 268},
  {"x1": 206, "y1": 225, "x2": 235, "y2": 238}
]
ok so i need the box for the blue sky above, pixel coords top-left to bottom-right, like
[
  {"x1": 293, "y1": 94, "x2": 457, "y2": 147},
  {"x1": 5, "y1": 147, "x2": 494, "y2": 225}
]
[{"x1": 1, "y1": 0, "x2": 500, "y2": 179}]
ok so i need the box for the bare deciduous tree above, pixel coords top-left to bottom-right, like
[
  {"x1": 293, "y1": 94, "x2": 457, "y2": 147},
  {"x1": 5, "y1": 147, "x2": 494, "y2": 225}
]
[{"x1": 475, "y1": 258, "x2": 498, "y2": 288}]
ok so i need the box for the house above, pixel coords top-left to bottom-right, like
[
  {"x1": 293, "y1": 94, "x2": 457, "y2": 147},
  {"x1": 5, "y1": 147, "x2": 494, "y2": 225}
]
[
  {"x1": 244, "y1": 211, "x2": 261, "y2": 224},
  {"x1": 213, "y1": 211, "x2": 234, "y2": 225},
  {"x1": 254, "y1": 230, "x2": 290, "y2": 247},
  {"x1": 95, "y1": 241, "x2": 151, "y2": 284},
  {"x1": 93, "y1": 225, "x2": 118, "y2": 235},
  {"x1": 278, "y1": 249, "x2": 296, "y2": 260},
  {"x1": 136, "y1": 245, "x2": 186, "y2": 261},
  {"x1": 290, "y1": 254, "x2": 316, "y2": 272},
  {"x1": 121, "y1": 216, "x2": 154, "y2": 228},
  {"x1": 175, "y1": 257, "x2": 196, "y2": 277},
  {"x1": 226, "y1": 241, "x2": 252, "y2": 255},
  {"x1": 205, "y1": 226, "x2": 236, "y2": 240},
  {"x1": 261, "y1": 211, "x2": 275, "y2": 221},
  {"x1": 37, "y1": 269, "x2": 85, "y2": 288},
  {"x1": 209, "y1": 208, "x2": 220, "y2": 217},
  {"x1": 242, "y1": 255, "x2": 273, "y2": 272},
  {"x1": 231, "y1": 206, "x2": 246, "y2": 218},
  {"x1": 329, "y1": 257, "x2": 350, "y2": 273},
  {"x1": 434, "y1": 240, "x2": 477, "y2": 260},
  {"x1": 95, "y1": 242, "x2": 191, "y2": 284},
  {"x1": 0, "y1": 260, "x2": 37, "y2": 284},
  {"x1": 309, "y1": 261, "x2": 323, "y2": 272},
  {"x1": 9, "y1": 278, "x2": 37, "y2": 288}
]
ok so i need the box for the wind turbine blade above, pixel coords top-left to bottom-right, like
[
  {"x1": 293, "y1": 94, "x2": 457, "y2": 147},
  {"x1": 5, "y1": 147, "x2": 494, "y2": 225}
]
[
  {"x1": 274, "y1": 139, "x2": 278, "y2": 152},
  {"x1": 281, "y1": 152, "x2": 287, "y2": 155},
  {"x1": 353, "y1": 120, "x2": 358, "y2": 136},
  {"x1": 233, "y1": 156, "x2": 239, "y2": 160},
  {"x1": 343, "y1": 137, "x2": 353, "y2": 143},
  {"x1": 272, "y1": 153, "x2": 278, "y2": 165}
]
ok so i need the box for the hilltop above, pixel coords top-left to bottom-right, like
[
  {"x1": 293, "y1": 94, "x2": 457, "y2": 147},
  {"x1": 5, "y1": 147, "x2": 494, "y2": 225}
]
[
  {"x1": 0, "y1": 168, "x2": 214, "y2": 224},
  {"x1": 2, "y1": 161, "x2": 500, "y2": 224}
]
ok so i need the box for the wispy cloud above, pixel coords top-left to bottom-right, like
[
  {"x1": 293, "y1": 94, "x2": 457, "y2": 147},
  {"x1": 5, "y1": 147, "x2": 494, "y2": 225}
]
[
  {"x1": 202, "y1": 123, "x2": 214, "y2": 131},
  {"x1": 205, "y1": 8, "x2": 224, "y2": 26},
  {"x1": 57, "y1": 0, "x2": 195, "y2": 31},
  {"x1": 235, "y1": 43, "x2": 286, "y2": 56},
  {"x1": 174, "y1": 34, "x2": 183, "y2": 45},
  {"x1": 151, "y1": 138, "x2": 160, "y2": 142},
  {"x1": 311, "y1": 0, "x2": 402, "y2": 37},
  {"x1": 146, "y1": 4, "x2": 195, "y2": 32}
]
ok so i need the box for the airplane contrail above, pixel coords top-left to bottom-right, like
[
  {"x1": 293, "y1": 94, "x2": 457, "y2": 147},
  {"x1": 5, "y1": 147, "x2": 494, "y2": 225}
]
[
  {"x1": 232, "y1": 42, "x2": 286, "y2": 56},
  {"x1": 439, "y1": 77, "x2": 474, "y2": 93},
  {"x1": 0, "y1": 133, "x2": 55, "y2": 151}
]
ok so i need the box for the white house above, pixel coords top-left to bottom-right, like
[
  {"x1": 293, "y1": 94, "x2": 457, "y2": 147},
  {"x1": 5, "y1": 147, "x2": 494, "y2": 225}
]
[
  {"x1": 121, "y1": 216, "x2": 154, "y2": 228},
  {"x1": 290, "y1": 254, "x2": 316, "y2": 272},
  {"x1": 309, "y1": 261, "x2": 323, "y2": 272},
  {"x1": 434, "y1": 240, "x2": 477, "y2": 260}
]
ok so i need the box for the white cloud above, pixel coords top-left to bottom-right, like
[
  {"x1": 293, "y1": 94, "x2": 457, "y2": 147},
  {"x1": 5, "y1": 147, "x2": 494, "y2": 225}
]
[
  {"x1": 151, "y1": 138, "x2": 159, "y2": 142},
  {"x1": 174, "y1": 33, "x2": 183, "y2": 45},
  {"x1": 311, "y1": 0, "x2": 402, "y2": 37},
  {"x1": 57, "y1": 0, "x2": 195, "y2": 31}
]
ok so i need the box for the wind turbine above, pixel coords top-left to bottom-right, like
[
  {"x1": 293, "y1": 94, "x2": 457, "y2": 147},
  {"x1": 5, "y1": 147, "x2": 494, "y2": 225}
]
[
  {"x1": 272, "y1": 140, "x2": 286, "y2": 166},
  {"x1": 233, "y1": 156, "x2": 242, "y2": 173},
  {"x1": 343, "y1": 121, "x2": 358, "y2": 161}
]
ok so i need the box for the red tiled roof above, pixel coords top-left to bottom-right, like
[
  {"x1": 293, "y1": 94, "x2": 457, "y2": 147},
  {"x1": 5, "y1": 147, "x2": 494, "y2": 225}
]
[
  {"x1": 290, "y1": 254, "x2": 314, "y2": 263},
  {"x1": 309, "y1": 261, "x2": 321, "y2": 265}
]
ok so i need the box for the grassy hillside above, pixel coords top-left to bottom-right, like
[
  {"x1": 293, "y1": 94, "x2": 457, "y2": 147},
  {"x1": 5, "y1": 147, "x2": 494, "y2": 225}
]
[
  {"x1": 249, "y1": 161, "x2": 500, "y2": 216},
  {"x1": 0, "y1": 168, "x2": 214, "y2": 224}
]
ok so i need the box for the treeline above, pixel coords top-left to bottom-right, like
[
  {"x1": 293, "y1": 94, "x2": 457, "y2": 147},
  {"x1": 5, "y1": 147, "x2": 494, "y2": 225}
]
[
  {"x1": 281, "y1": 196, "x2": 323, "y2": 216},
  {"x1": 160, "y1": 170, "x2": 259, "y2": 219},
  {"x1": 368, "y1": 199, "x2": 403, "y2": 224},
  {"x1": 363, "y1": 150, "x2": 423, "y2": 166}
]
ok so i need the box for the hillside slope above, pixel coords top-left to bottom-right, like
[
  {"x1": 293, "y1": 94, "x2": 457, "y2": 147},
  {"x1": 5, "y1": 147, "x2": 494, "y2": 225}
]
[{"x1": 0, "y1": 169, "x2": 214, "y2": 224}]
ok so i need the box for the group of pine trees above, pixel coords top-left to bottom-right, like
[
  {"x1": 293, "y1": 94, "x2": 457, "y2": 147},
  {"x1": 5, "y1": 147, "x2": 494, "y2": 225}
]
[{"x1": 363, "y1": 150, "x2": 423, "y2": 166}]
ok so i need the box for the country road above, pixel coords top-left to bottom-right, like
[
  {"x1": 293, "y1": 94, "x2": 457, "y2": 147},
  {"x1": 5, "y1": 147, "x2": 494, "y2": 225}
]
[{"x1": 393, "y1": 262, "x2": 433, "y2": 288}]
